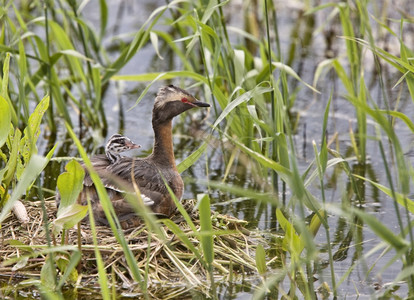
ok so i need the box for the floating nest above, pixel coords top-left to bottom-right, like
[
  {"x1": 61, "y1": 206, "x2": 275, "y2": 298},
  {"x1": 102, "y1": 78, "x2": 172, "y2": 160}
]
[{"x1": 0, "y1": 199, "x2": 262, "y2": 299}]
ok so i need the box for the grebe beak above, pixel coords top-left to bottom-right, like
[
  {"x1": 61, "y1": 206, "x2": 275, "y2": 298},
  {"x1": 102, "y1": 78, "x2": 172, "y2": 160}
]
[{"x1": 192, "y1": 100, "x2": 210, "y2": 108}]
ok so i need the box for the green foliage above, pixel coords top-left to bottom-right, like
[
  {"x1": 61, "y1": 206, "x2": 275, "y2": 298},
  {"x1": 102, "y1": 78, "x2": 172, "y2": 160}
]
[
  {"x1": 255, "y1": 244, "x2": 267, "y2": 276},
  {"x1": 198, "y1": 193, "x2": 214, "y2": 267},
  {"x1": 56, "y1": 251, "x2": 81, "y2": 288},
  {"x1": 53, "y1": 204, "x2": 88, "y2": 234},
  {"x1": 56, "y1": 160, "x2": 85, "y2": 210},
  {"x1": 53, "y1": 159, "x2": 87, "y2": 234},
  {"x1": 18, "y1": 96, "x2": 50, "y2": 178},
  {"x1": 40, "y1": 256, "x2": 57, "y2": 291},
  {"x1": 0, "y1": 94, "x2": 55, "y2": 225},
  {"x1": 276, "y1": 208, "x2": 324, "y2": 258},
  {"x1": 0, "y1": 96, "x2": 11, "y2": 148},
  {"x1": 0, "y1": 154, "x2": 52, "y2": 224},
  {"x1": 354, "y1": 175, "x2": 414, "y2": 214},
  {"x1": 0, "y1": 96, "x2": 53, "y2": 206}
]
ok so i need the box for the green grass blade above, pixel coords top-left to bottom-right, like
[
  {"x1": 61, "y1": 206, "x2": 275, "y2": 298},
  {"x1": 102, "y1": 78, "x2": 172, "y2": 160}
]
[
  {"x1": 177, "y1": 141, "x2": 208, "y2": 173},
  {"x1": 111, "y1": 70, "x2": 208, "y2": 84},
  {"x1": 56, "y1": 250, "x2": 81, "y2": 289},
  {"x1": 198, "y1": 193, "x2": 214, "y2": 267},
  {"x1": 0, "y1": 95, "x2": 11, "y2": 148},
  {"x1": 379, "y1": 110, "x2": 414, "y2": 133},
  {"x1": 255, "y1": 244, "x2": 267, "y2": 275},
  {"x1": 272, "y1": 62, "x2": 320, "y2": 93},
  {"x1": 212, "y1": 85, "x2": 273, "y2": 129},
  {"x1": 351, "y1": 208, "x2": 409, "y2": 250},
  {"x1": 161, "y1": 219, "x2": 204, "y2": 265},
  {"x1": 0, "y1": 154, "x2": 49, "y2": 224},
  {"x1": 353, "y1": 174, "x2": 414, "y2": 214},
  {"x1": 1, "y1": 53, "x2": 18, "y2": 124},
  {"x1": 98, "y1": 0, "x2": 108, "y2": 41},
  {"x1": 87, "y1": 197, "x2": 111, "y2": 300}
]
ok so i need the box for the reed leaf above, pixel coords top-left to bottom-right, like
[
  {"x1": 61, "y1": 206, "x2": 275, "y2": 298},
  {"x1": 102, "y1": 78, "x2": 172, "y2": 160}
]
[
  {"x1": 350, "y1": 208, "x2": 409, "y2": 250},
  {"x1": 56, "y1": 250, "x2": 81, "y2": 289},
  {"x1": 18, "y1": 96, "x2": 50, "y2": 177},
  {"x1": 225, "y1": 134, "x2": 291, "y2": 181},
  {"x1": 0, "y1": 154, "x2": 50, "y2": 224},
  {"x1": 276, "y1": 208, "x2": 302, "y2": 256},
  {"x1": 161, "y1": 219, "x2": 204, "y2": 265},
  {"x1": 0, "y1": 95, "x2": 11, "y2": 148},
  {"x1": 199, "y1": 179, "x2": 277, "y2": 205},
  {"x1": 177, "y1": 141, "x2": 208, "y2": 173},
  {"x1": 87, "y1": 197, "x2": 111, "y2": 300},
  {"x1": 348, "y1": 97, "x2": 409, "y2": 194},
  {"x1": 272, "y1": 62, "x2": 320, "y2": 93},
  {"x1": 98, "y1": 0, "x2": 108, "y2": 41},
  {"x1": 48, "y1": 21, "x2": 87, "y2": 83},
  {"x1": 353, "y1": 174, "x2": 414, "y2": 214},
  {"x1": 0, "y1": 53, "x2": 17, "y2": 124},
  {"x1": 255, "y1": 244, "x2": 267, "y2": 276},
  {"x1": 198, "y1": 193, "x2": 214, "y2": 267},
  {"x1": 378, "y1": 110, "x2": 414, "y2": 133},
  {"x1": 2, "y1": 128, "x2": 22, "y2": 190},
  {"x1": 212, "y1": 85, "x2": 273, "y2": 129},
  {"x1": 151, "y1": 30, "x2": 193, "y2": 70},
  {"x1": 111, "y1": 70, "x2": 207, "y2": 85},
  {"x1": 40, "y1": 255, "x2": 57, "y2": 291}
]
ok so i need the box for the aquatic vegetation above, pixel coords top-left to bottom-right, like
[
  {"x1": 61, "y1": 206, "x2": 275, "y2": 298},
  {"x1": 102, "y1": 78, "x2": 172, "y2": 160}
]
[{"x1": 0, "y1": 0, "x2": 414, "y2": 299}]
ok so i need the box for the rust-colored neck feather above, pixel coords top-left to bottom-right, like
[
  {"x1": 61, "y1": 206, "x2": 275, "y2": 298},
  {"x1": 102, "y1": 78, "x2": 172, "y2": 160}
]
[{"x1": 152, "y1": 120, "x2": 176, "y2": 168}]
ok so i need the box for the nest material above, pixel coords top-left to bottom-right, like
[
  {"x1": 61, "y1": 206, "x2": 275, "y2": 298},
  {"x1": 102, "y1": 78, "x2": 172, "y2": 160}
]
[{"x1": 0, "y1": 199, "x2": 261, "y2": 298}]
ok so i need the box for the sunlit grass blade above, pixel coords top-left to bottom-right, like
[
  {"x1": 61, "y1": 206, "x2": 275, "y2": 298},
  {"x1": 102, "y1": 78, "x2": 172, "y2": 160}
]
[
  {"x1": 255, "y1": 244, "x2": 267, "y2": 276},
  {"x1": 0, "y1": 154, "x2": 50, "y2": 224},
  {"x1": 353, "y1": 175, "x2": 414, "y2": 214},
  {"x1": 350, "y1": 208, "x2": 409, "y2": 250},
  {"x1": 211, "y1": 85, "x2": 273, "y2": 129},
  {"x1": 161, "y1": 219, "x2": 204, "y2": 265},
  {"x1": 198, "y1": 193, "x2": 214, "y2": 267},
  {"x1": 49, "y1": 21, "x2": 87, "y2": 84},
  {"x1": 1, "y1": 53, "x2": 18, "y2": 124},
  {"x1": 56, "y1": 250, "x2": 81, "y2": 290},
  {"x1": 87, "y1": 196, "x2": 111, "y2": 300},
  {"x1": 0, "y1": 96, "x2": 11, "y2": 148},
  {"x1": 177, "y1": 141, "x2": 208, "y2": 173},
  {"x1": 98, "y1": 0, "x2": 108, "y2": 42}
]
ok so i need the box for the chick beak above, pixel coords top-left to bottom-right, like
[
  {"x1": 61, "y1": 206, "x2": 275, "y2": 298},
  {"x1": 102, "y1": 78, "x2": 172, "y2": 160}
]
[{"x1": 126, "y1": 141, "x2": 141, "y2": 149}]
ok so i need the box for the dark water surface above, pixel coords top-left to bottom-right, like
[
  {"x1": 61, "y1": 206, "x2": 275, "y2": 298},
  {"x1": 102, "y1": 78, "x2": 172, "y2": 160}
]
[{"x1": 19, "y1": 0, "x2": 414, "y2": 299}]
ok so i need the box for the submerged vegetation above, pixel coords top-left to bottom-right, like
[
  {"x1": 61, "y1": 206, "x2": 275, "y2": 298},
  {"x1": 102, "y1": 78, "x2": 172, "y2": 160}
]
[{"x1": 1, "y1": 0, "x2": 414, "y2": 298}]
